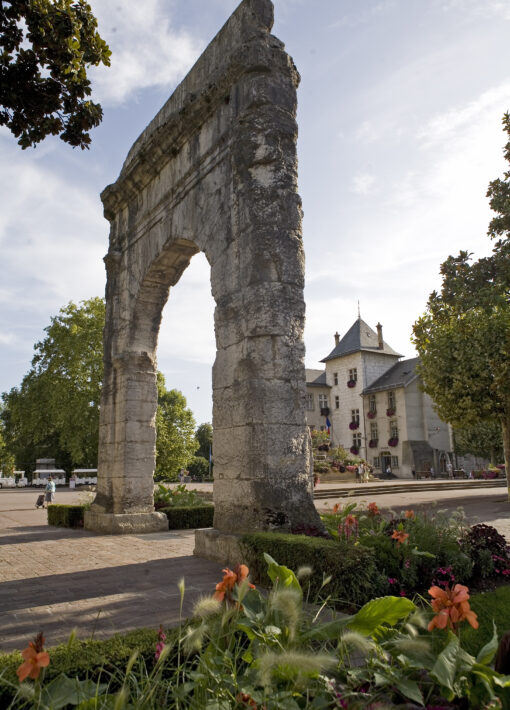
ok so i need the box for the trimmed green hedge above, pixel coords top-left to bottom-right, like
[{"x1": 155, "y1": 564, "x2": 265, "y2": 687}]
[
  {"x1": 47, "y1": 504, "x2": 88, "y2": 528},
  {"x1": 161, "y1": 504, "x2": 214, "y2": 529},
  {"x1": 240, "y1": 532, "x2": 387, "y2": 609},
  {"x1": 0, "y1": 628, "x2": 163, "y2": 706}
]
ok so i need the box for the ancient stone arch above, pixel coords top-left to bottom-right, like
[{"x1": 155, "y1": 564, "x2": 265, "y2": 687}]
[{"x1": 84, "y1": 0, "x2": 323, "y2": 546}]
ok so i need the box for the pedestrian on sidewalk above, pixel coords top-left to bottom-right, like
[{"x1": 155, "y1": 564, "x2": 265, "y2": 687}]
[
  {"x1": 43, "y1": 476, "x2": 56, "y2": 508},
  {"x1": 355, "y1": 466, "x2": 361, "y2": 483}
]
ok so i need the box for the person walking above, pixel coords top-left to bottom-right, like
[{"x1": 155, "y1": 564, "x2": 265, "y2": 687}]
[
  {"x1": 355, "y1": 466, "x2": 361, "y2": 483},
  {"x1": 44, "y1": 476, "x2": 56, "y2": 508}
]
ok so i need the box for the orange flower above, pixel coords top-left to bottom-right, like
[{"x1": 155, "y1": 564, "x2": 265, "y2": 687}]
[
  {"x1": 16, "y1": 633, "x2": 50, "y2": 682},
  {"x1": 332, "y1": 503, "x2": 341, "y2": 514},
  {"x1": 344, "y1": 514, "x2": 357, "y2": 527},
  {"x1": 428, "y1": 584, "x2": 479, "y2": 632},
  {"x1": 367, "y1": 502, "x2": 380, "y2": 516},
  {"x1": 404, "y1": 510, "x2": 415, "y2": 519},
  {"x1": 213, "y1": 564, "x2": 255, "y2": 603},
  {"x1": 391, "y1": 530, "x2": 409, "y2": 547}
]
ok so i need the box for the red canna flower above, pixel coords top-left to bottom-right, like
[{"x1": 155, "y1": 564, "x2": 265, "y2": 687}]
[
  {"x1": 428, "y1": 584, "x2": 479, "y2": 632},
  {"x1": 367, "y1": 502, "x2": 380, "y2": 516},
  {"x1": 332, "y1": 503, "x2": 341, "y2": 514},
  {"x1": 404, "y1": 510, "x2": 415, "y2": 519},
  {"x1": 391, "y1": 530, "x2": 409, "y2": 547},
  {"x1": 213, "y1": 564, "x2": 255, "y2": 603},
  {"x1": 16, "y1": 633, "x2": 50, "y2": 682}
]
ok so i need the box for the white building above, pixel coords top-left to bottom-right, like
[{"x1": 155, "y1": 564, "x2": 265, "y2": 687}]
[{"x1": 306, "y1": 317, "x2": 454, "y2": 478}]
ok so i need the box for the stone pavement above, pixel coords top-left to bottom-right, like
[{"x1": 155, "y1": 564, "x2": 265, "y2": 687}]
[
  {"x1": 0, "y1": 489, "x2": 222, "y2": 652},
  {"x1": 1, "y1": 482, "x2": 509, "y2": 654}
]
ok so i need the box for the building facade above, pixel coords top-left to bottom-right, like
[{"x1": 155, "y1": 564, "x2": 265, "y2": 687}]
[{"x1": 305, "y1": 318, "x2": 454, "y2": 478}]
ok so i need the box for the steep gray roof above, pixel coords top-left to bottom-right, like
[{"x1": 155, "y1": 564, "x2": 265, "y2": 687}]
[
  {"x1": 321, "y1": 318, "x2": 402, "y2": 362},
  {"x1": 305, "y1": 369, "x2": 330, "y2": 387},
  {"x1": 362, "y1": 357, "x2": 420, "y2": 394}
]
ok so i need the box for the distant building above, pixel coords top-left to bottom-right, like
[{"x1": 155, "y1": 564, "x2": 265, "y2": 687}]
[{"x1": 305, "y1": 317, "x2": 454, "y2": 478}]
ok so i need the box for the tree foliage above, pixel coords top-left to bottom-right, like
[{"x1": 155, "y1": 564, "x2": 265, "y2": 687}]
[
  {"x1": 1, "y1": 298, "x2": 104, "y2": 469},
  {"x1": 155, "y1": 373, "x2": 197, "y2": 481},
  {"x1": 194, "y1": 422, "x2": 212, "y2": 460},
  {"x1": 413, "y1": 113, "x2": 510, "y2": 497},
  {"x1": 454, "y1": 420, "x2": 503, "y2": 464},
  {"x1": 0, "y1": 0, "x2": 110, "y2": 148}
]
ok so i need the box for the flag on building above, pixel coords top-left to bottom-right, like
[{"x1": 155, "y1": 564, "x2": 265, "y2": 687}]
[{"x1": 326, "y1": 416, "x2": 331, "y2": 435}]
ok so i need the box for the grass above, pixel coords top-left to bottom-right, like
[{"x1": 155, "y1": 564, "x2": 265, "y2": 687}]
[{"x1": 462, "y1": 584, "x2": 510, "y2": 656}]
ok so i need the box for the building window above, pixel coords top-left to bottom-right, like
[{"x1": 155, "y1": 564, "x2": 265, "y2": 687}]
[
  {"x1": 370, "y1": 422, "x2": 378, "y2": 440},
  {"x1": 388, "y1": 390, "x2": 396, "y2": 411},
  {"x1": 353, "y1": 433, "x2": 362, "y2": 448},
  {"x1": 373, "y1": 456, "x2": 381, "y2": 469},
  {"x1": 335, "y1": 395, "x2": 339, "y2": 409},
  {"x1": 391, "y1": 456, "x2": 399, "y2": 469},
  {"x1": 305, "y1": 394, "x2": 314, "y2": 411},
  {"x1": 369, "y1": 395, "x2": 376, "y2": 413},
  {"x1": 351, "y1": 408, "x2": 360, "y2": 425},
  {"x1": 333, "y1": 372, "x2": 338, "y2": 385},
  {"x1": 318, "y1": 394, "x2": 328, "y2": 410},
  {"x1": 349, "y1": 368, "x2": 358, "y2": 382},
  {"x1": 390, "y1": 421, "x2": 399, "y2": 439}
]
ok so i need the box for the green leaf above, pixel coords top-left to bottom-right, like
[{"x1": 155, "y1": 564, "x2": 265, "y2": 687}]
[
  {"x1": 345, "y1": 596, "x2": 416, "y2": 637},
  {"x1": 41, "y1": 674, "x2": 107, "y2": 709},
  {"x1": 394, "y1": 677, "x2": 424, "y2": 705},
  {"x1": 431, "y1": 633, "x2": 475, "y2": 692},
  {"x1": 476, "y1": 621, "x2": 499, "y2": 665},
  {"x1": 302, "y1": 617, "x2": 351, "y2": 641},
  {"x1": 263, "y1": 553, "x2": 302, "y2": 595}
]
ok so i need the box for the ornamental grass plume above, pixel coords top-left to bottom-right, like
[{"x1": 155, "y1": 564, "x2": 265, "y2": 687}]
[
  {"x1": 16, "y1": 632, "x2": 50, "y2": 682},
  {"x1": 391, "y1": 530, "x2": 409, "y2": 547},
  {"x1": 427, "y1": 584, "x2": 479, "y2": 632}
]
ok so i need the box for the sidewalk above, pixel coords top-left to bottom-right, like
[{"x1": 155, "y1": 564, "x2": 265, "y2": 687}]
[{"x1": 0, "y1": 490, "x2": 221, "y2": 652}]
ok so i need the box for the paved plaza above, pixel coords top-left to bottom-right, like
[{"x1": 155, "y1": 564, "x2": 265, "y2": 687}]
[{"x1": 0, "y1": 481, "x2": 509, "y2": 654}]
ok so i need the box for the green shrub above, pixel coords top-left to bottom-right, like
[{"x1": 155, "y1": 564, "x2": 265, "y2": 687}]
[
  {"x1": 161, "y1": 505, "x2": 214, "y2": 529},
  {"x1": 0, "y1": 628, "x2": 162, "y2": 706},
  {"x1": 240, "y1": 532, "x2": 386, "y2": 609},
  {"x1": 47, "y1": 504, "x2": 88, "y2": 528},
  {"x1": 154, "y1": 483, "x2": 204, "y2": 509}
]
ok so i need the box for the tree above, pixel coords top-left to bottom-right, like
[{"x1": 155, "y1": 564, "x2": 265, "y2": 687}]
[
  {"x1": 0, "y1": 0, "x2": 110, "y2": 148},
  {"x1": 195, "y1": 422, "x2": 212, "y2": 460},
  {"x1": 155, "y1": 373, "x2": 197, "y2": 481},
  {"x1": 413, "y1": 113, "x2": 510, "y2": 499},
  {"x1": 0, "y1": 412, "x2": 15, "y2": 475},
  {"x1": 454, "y1": 420, "x2": 503, "y2": 465},
  {"x1": 2, "y1": 297, "x2": 104, "y2": 469}
]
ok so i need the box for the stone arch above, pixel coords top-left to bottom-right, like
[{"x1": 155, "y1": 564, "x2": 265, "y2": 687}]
[{"x1": 85, "y1": 0, "x2": 323, "y2": 545}]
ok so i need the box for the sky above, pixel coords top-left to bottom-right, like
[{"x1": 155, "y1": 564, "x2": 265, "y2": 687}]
[{"x1": 1, "y1": 0, "x2": 509, "y2": 426}]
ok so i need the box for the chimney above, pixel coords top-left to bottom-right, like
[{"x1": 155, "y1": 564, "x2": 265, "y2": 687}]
[
  {"x1": 376, "y1": 323, "x2": 383, "y2": 349},
  {"x1": 334, "y1": 331, "x2": 340, "y2": 346}
]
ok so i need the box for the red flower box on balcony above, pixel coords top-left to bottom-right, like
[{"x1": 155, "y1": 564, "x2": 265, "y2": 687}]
[
  {"x1": 350, "y1": 446, "x2": 359, "y2": 455},
  {"x1": 349, "y1": 421, "x2": 359, "y2": 430},
  {"x1": 347, "y1": 380, "x2": 357, "y2": 388},
  {"x1": 386, "y1": 408, "x2": 396, "y2": 417},
  {"x1": 367, "y1": 411, "x2": 376, "y2": 419},
  {"x1": 369, "y1": 439, "x2": 378, "y2": 448},
  {"x1": 388, "y1": 437, "x2": 399, "y2": 447}
]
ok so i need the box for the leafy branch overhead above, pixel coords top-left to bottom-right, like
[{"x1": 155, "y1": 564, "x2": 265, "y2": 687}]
[{"x1": 0, "y1": 0, "x2": 110, "y2": 148}]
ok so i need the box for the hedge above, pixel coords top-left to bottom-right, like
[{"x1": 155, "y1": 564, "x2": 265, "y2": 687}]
[
  {"x1": 0, "y1": 628, "x2": 165, "y2": 706},
  {"x1": 240, "y1": 532, "x2": 387, "y2": 610},
  {"x1": 160, "y1": 504, "x2": 214, "y2": 529},
  {"x1": 47, "y1": 504, "x2": 88, "y2": 528}
]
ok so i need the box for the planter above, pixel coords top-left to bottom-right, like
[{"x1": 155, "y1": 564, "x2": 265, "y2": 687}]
[
  {"x1": 386, "y1": 408, "x2": 396, "y2": 417},
  {"x1": 369, "y1": 439, "x2": 378, "y2": 448},
  {"x1": 347, "y1": 380, "x2": 357, "y2": 388},
  {"x1": 388, "y1": 437, "x2": 399, "y2": 447},
  {"x1": 349, "y1": 421, "x2": 359, "y2": 430},
  {"x1": 367, "y1": 411, "x2": 376, "y2": 419},
  {"x1": 350, "y1": 446, "x2": 359, "y2": 455}
]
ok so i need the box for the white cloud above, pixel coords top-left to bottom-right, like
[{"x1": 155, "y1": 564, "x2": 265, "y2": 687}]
[
  {"x1": 89, "y1": 1, "x2": 204, "y2": 104},
  {"x1": 351, "y1": 173, "x2": 376, "y2": 195}
]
